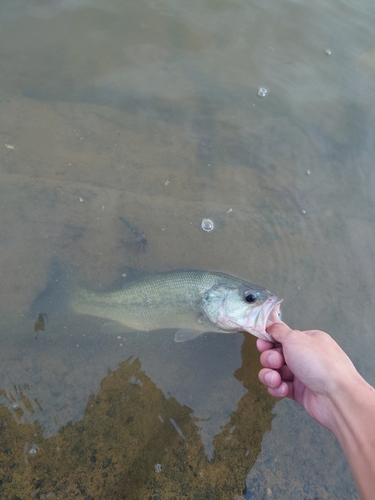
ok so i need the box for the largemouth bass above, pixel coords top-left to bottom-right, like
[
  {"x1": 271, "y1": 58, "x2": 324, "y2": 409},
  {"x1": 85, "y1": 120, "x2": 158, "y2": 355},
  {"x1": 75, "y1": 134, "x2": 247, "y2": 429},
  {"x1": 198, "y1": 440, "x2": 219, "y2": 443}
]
[{"x1": 71, "y1": 270, "x2": 282, "y2": 342}]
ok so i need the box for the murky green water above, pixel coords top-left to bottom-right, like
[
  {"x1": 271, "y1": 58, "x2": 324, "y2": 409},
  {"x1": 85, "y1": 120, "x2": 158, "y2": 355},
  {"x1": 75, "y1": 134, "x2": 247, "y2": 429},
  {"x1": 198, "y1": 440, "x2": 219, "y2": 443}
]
[{"x1": 0, "y1": 0, "x2": 374, "y2": 498}]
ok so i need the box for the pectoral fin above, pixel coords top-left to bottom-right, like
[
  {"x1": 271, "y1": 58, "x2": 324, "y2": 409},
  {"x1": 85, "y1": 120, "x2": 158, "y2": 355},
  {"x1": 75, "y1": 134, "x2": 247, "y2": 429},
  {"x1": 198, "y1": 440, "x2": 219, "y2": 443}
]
[{"x1": 174, "y1": 329, "x2": 204, "y2": 342}]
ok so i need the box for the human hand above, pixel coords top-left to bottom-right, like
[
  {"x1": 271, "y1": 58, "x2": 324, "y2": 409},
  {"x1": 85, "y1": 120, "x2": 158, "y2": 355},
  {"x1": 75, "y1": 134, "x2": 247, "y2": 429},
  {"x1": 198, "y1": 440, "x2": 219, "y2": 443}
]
[{"x1": 257, "y1": 321, "x2": 361, "y2": 431}]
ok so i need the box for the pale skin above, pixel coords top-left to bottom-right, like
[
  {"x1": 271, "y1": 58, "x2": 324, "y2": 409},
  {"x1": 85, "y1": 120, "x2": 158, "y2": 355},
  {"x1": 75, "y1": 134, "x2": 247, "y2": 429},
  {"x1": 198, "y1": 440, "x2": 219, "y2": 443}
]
[{"x1": 257, "y1": 321, "x2": 375, "y2": 500}]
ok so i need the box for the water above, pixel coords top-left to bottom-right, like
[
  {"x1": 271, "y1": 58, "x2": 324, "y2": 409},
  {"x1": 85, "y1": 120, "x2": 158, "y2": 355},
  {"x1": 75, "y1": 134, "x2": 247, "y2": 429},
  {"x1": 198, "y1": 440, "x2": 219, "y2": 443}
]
[{"x1": 0, "y1": 0, "x2": 374, "y2": 498}]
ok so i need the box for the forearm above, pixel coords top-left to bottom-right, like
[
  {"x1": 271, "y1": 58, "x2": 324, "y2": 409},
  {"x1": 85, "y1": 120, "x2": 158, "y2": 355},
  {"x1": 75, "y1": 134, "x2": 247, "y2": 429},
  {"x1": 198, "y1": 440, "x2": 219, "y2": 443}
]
[{"x1": 330, "y1": 374, "x2": 375, "y2": 500}]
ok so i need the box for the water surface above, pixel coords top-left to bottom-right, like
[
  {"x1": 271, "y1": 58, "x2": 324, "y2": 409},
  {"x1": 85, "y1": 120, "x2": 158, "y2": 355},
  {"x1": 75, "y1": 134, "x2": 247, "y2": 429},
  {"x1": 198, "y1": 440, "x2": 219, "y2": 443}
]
[{"x1": 0, "y1": 0, "x2": 374, "y2": 498}]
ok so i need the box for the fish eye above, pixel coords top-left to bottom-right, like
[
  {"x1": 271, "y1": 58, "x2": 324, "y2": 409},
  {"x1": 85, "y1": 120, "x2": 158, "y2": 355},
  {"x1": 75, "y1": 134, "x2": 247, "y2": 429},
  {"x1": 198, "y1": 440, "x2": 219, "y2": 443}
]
[{"x1": 244, "y1": 291, "x2": 257, "y2": 304}]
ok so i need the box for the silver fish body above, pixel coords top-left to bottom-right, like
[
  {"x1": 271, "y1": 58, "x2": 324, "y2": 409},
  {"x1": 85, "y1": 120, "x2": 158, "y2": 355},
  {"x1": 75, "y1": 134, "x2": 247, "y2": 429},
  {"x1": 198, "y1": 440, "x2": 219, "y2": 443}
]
[{"x1": 71, "y1": 270, "x2": 282, "y2": 342}]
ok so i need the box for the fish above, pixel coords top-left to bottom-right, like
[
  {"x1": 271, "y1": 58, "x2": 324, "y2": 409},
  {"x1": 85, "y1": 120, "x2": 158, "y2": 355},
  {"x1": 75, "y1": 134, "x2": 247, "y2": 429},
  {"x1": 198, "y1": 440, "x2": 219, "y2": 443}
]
[{"x1": 70, "y1": 270, "x2": 282, "y2": 342}]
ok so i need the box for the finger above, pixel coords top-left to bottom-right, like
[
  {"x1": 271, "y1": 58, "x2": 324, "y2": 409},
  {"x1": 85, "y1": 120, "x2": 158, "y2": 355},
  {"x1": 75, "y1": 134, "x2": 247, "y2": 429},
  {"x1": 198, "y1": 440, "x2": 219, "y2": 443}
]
[
  {"x1": 259, "y1": 349, "x2": 285, "y2": 369},
  {"x1": 256, "y1": 338, "x2": 274, "y2": 353},
  {"x1": 268, "y1": 381, "x2": 295, "y2": 399},
  {"x1": 280, "y1": 364, "x2": 294, "y2": 381},
  {"x1": 258, "y1": 368, "x2": 282, "y2": 389},
  {"x1": 259, "y1": 355, "x2": 294, "y2": 380},
  {"x1": 266, "y1": 321, "x2": 293, "y2": 343}
]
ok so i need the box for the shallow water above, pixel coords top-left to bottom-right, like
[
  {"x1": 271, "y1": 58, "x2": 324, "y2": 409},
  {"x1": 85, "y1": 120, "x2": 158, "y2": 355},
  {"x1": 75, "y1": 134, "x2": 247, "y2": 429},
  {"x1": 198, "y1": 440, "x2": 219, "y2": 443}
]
[{"x1": 0, "y1": 0, "x2": 374, "y2": 498}]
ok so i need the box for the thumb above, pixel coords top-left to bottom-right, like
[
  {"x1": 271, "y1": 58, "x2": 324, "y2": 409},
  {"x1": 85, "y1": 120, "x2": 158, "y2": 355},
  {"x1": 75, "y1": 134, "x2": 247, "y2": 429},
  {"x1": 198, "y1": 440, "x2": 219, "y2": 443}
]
[{"x1": 266, "y1": 321, "x2": 293, "y2": 343}]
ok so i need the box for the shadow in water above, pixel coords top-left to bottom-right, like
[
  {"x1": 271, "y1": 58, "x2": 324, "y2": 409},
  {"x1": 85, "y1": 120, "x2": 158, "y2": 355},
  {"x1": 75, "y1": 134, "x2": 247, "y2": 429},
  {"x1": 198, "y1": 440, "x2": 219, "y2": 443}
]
[{"x1": 0, "y1": 333, "x2": 274, "y2": 499}]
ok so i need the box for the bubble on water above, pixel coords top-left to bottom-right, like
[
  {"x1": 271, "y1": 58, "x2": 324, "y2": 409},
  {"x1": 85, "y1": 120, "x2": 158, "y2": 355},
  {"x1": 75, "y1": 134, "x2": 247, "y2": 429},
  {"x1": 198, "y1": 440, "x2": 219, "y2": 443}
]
[
  {"x1": 29, "y1": 445, "x2": 39, "y2": 455},
  {"x1": 257, "y1": 87, "x2": 268, "y2": 97},
  {"x1": 325, "y1": 49, "x2": 332, "y2": 55},
  {"x1": 306, "y1": 169, "x2": 311, "y2": 175},
  {"x1": 201, "y1": 218, "x2": 214, "y2": 232},
  {"x1": 301, "y1": 209, "x2": 306, "y2": 214}
]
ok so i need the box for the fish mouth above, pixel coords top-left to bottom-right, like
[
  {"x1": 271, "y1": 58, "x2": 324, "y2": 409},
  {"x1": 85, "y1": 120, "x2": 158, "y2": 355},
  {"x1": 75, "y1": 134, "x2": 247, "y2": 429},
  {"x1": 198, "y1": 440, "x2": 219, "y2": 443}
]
[{"x1": 248, "y1": 297, "x2": 283, "y2": 342}]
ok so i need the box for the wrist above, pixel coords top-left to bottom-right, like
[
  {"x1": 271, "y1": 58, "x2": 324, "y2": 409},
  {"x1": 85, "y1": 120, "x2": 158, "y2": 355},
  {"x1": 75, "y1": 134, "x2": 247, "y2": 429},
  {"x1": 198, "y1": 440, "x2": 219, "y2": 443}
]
[{"x1": 329, "y1": 371, "x2": 373, "y2": 435}]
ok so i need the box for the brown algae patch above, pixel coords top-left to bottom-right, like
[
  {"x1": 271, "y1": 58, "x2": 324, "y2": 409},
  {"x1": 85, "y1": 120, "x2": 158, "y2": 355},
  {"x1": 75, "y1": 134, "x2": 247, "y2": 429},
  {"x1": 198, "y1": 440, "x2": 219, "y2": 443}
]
[{"x1": 0, "y1": 342, "x2": 274, "y2": 499}]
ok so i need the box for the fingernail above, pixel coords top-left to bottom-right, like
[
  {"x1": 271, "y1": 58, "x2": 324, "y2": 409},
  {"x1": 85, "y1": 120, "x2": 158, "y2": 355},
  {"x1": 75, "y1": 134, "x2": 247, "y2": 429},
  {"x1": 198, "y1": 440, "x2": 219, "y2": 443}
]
[
  {"x1": 269, "y1": 353, "x2": 277, "y2": 367},
  {"x1": 265, "y1": 372, "x2": 274, "y2": 385},
  {"x1": 275, "y1": 384, "x2": 285, "y2": 397}
]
